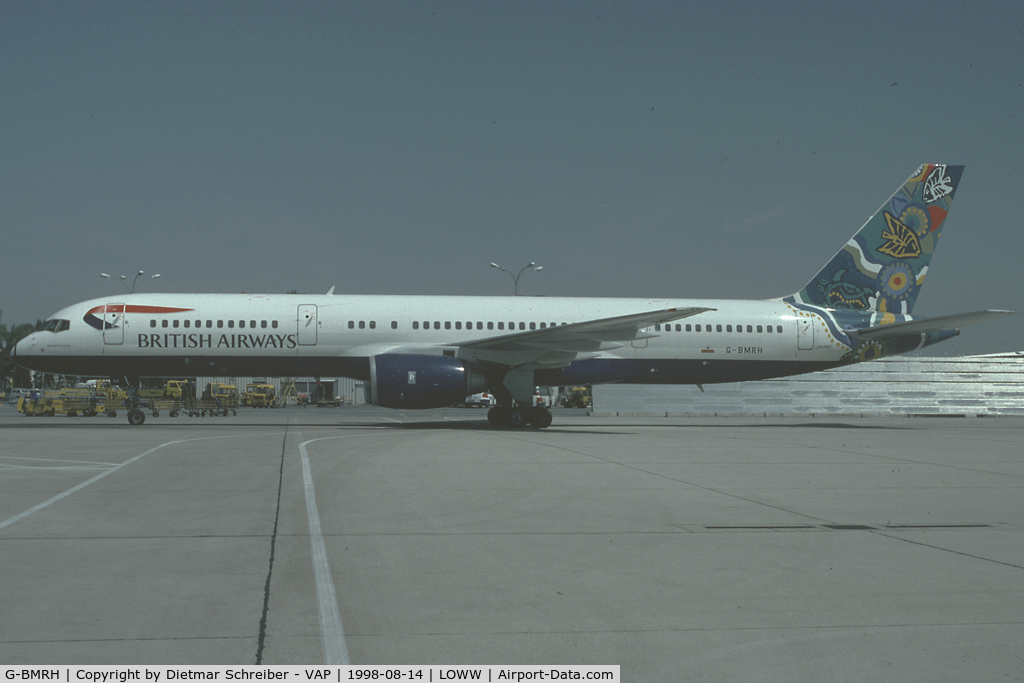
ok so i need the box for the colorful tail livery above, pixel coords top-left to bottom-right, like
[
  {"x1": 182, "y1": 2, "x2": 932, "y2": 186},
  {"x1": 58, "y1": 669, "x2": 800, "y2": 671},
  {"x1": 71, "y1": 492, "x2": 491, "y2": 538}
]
[{"x1": 787, "y1": 164, "x2": 963, "y2": 316}]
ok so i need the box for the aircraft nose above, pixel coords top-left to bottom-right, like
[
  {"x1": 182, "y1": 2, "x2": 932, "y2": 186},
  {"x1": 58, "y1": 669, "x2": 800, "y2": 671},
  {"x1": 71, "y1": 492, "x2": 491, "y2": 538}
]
[{"x1": 13, "y1": 334, "x2": 32, "y2": 358}]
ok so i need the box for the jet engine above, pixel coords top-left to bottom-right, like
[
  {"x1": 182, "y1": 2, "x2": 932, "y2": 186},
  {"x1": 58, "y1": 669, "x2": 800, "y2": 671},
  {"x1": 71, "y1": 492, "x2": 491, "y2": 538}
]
[{"x1": 367, "y1": 354, "x2": 486, "y2": 409}]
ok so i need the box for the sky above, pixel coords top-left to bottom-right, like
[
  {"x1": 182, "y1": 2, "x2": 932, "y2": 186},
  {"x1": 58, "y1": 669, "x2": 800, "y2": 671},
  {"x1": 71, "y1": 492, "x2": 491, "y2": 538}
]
[{"x1": 2, "y1": 0, "x2": 1022, "y2": 356}]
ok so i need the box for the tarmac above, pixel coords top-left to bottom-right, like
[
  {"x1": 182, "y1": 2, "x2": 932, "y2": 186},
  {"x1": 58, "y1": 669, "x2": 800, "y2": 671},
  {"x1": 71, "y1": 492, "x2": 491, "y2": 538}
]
[{"x1": 1, "y1": 404, "x2": 1022, "y2": 681}]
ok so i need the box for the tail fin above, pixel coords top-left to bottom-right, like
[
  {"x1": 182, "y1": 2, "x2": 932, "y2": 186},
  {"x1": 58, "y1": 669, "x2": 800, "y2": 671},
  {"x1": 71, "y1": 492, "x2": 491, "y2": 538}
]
[{"x1": 787, "y1": 164, "x2": 965, "y2": 315}]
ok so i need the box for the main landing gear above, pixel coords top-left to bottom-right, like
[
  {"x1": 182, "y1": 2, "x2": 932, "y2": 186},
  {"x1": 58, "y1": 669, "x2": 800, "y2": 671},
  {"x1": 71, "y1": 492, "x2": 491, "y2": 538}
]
[{"x1": 487, "y1": 405, "x2": 553, "y2": 429}]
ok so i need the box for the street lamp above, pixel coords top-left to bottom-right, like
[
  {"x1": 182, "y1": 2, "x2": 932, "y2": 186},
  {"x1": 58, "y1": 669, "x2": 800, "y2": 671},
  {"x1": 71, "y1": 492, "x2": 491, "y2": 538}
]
[
  {"x1": 100, "y1": 270, "x2": 162, "y2": 294},
  {"x1": 490, "y1": 261, "x2": 543, "y2": 296}
]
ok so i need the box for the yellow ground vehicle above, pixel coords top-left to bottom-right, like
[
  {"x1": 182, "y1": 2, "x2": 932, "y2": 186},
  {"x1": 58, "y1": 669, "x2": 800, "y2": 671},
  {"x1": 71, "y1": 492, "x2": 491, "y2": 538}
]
[
  {"x1": 16, "y1": 380, "x2": 128, "y2": 417},
  {"x1": 187, "y1": 382, "x2": 239, "y2": 417},
  {"x1": 243, "y1": 383, "x2": 276, "y2": 408},
  {"x1": 147, "y1": 380, "x2": 196, "y2": 417},
  {"x1": 559, "y1": 386, "x2": 592, "y2": 409}
]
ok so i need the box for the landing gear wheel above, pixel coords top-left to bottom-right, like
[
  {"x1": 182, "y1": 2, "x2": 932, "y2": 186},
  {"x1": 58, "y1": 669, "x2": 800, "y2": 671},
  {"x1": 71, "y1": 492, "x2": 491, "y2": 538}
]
[
  {"x1": 127, "y1": 409, "x2": 146, "y2": 426},
  {"x1": 530, "y1": 408, "x2": 553, "y2": 429},
  {"x1": 507, "y1": 408, "x2": 529, "y2": 428},
  {"x1": 487, "y1": 407, "x2": 509, "y2": 426}
]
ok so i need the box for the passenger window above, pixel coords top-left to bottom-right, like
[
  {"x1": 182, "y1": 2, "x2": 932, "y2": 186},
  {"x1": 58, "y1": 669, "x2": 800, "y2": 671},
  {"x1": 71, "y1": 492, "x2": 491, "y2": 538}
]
[
  {"x1": 747, "y1": 325, "x2": 753, "y2": 333},
  {"x1": 478, "y1": 322, "x2": 484, "y2": 330},
  {"x1": 150, "y1": 320, "x2": 156, "y2": 328},
  {"x1": 655, "y1": 324, "x2": 662, "y2": 331},
  {"x1": 391, "y1": 321, "x2": 398, "y2": 329},
  {"x1": 162, "y1": 320, "x2": 169, "y2": 328},
  {"x1": 413, "y1": 321, "x2": 419, "y2": 330},
  {"x1": 434, "y1": 321, "x2": 440, "y2": 330},
  {"x1": 488, "y1": 322, "x2": 494, "y2": 330},
  {"x1": 184, "y1": 320, "x2": 190, "y2": 328},
  {"x1": 685, "y1": 324, "x2": 691, "y2": 332},
  {"x1": 540, "y1": 322, "x2": 547, "y2": 329},
  {"x1": 196, "y1": 320, "x2": 201, "y2": 328},
  {"x1": 217, "y1": 320, "x2": 224, "y2": 328},
  {"x1": 498, "y1": 322, "x2": 504, "y2": 330},
  {"x1": 694, "y1": 324, "x2": 701, "y2": 332},
  {"x1": 250, "y1": 320, "x2": 256, "y2": 328},
  {"x1": 271, "y1": 320, "x2": 278, "y2": 329},
  {"x1": 726, "y1": 325, "x2": 732, "y2": 332},
  {"x1": 261, "y1": 321, "x2": 268, "y2": 329},
  {"x1": 455, "y1": 321, "x2": 462, "y2": 330},
  {"x1": 530, "y1": 322, "x2": 536, "y2": 330},
  {"x1": 675, "y1": 324, "x2": 681, "y2": 331},
  {"x1": 370, "y1": 321, "x2": 376, "y2": 329},
  {"x1": 228, "y1": 320, "x2": 234, "y2": 328},
  {"x1": 777, "y1": 325, "x2": 783, "y2": 333},
  {"x1": 445, "y1": 321, "x2": 451, "y2": 330},
  {"x1": 716, "y1": 324, "x2": 722, "y2": 332},
  {"x1": 519, "y1": 322, "x2": 525, "y2": 330},
  {"x1": 359, "y1": 321, "x2": 365, "y2": 329},
  {"x1": 348, "y1": 321, "x2": 354, "y2": 329},
  {"x1": 757, "y1": 325, "x2": 763, "y2": 333}
]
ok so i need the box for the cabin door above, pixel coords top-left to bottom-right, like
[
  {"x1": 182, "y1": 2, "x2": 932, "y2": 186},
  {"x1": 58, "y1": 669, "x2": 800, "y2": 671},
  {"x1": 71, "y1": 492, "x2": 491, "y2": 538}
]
[
  {"x1": 297, "y1": 305, "x2": 318, "y2": 345},
  {"x1": 102, "y1": 303, "x2": 125, "y2": 345},
  {"x1": 797, "y1": 317, "x2": 814, "y2": 350}
]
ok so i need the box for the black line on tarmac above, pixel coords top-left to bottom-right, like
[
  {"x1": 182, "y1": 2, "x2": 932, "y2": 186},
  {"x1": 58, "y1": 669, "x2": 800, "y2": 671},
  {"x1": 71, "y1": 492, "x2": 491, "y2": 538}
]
[
  {"x1": 869, "y1": 529, "x2": 1024, "y2": 570},
  {"x1": 255, "y1": 422, "x2": 288, "y2": 664}
]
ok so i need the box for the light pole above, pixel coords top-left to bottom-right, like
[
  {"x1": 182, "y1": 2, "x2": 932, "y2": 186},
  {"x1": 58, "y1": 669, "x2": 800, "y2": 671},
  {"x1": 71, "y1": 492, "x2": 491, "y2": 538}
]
[
  {"x1": 490, "y1": 261, "x2": 542, "y2": 296},
  {"x1": 100, "y1": 270, "x2": 161, "y2": 294}
]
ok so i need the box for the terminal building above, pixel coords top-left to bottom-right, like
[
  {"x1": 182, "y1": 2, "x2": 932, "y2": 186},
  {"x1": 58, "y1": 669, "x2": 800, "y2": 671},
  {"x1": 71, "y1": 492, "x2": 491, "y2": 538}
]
[{"x1": 591, "y1": 352, "x2": 1024, "y2": 418}]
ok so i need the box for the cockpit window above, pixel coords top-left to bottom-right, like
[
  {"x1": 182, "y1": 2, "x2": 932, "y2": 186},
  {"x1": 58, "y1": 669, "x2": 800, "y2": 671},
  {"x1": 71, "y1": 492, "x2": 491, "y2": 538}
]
[{"x1": 38, "y1": 319, "x2": 70, "y2": 333}]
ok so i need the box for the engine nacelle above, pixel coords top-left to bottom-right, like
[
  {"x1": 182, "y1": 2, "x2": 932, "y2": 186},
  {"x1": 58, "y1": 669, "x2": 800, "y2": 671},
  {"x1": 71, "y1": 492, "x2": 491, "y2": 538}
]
[{"x1": 368, "y1": 354, "x2": 486, "y2": 409}]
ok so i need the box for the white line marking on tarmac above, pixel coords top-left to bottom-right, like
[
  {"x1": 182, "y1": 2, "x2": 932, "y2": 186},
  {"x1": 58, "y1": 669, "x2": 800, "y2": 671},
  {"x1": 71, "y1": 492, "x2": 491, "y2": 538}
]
[
  {"x1": 298, "y1": 436, "x2": 352, "y2": 665},
  {"x1": 0, "y1": 433, "x2": 283, "y2": 532},
  {"x1": 0, "y1": 442, "x2": 175, "y2": 532},
  {"x1": 0, "y1": 464, "x2": 113, "y2": 470},
  {"x1": 0, "y1": 455, "x2": 118, "y2": 466}
]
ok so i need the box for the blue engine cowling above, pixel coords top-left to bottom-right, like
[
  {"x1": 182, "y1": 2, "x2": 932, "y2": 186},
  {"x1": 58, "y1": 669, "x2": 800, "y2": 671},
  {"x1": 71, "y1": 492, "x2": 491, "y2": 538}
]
[{"x1": 368, "y1": 354, "x2": 486, "y2": 409}]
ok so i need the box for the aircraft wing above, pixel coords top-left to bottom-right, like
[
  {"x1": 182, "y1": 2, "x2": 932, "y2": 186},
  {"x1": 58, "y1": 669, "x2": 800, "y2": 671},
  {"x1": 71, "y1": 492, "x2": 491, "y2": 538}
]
[
  {"x1": 848, "y1": 309, "x2": 1016, "y2": 341},
  {"x1": 430, "y1": 307, "x2": 715, "y2": 370}
]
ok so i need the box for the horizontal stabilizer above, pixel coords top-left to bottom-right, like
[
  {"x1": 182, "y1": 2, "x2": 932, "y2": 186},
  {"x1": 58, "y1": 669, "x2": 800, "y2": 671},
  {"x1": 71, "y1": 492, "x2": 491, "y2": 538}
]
[{"x1": 848, "y1": 309, "x2": 1016, "y2": 340}]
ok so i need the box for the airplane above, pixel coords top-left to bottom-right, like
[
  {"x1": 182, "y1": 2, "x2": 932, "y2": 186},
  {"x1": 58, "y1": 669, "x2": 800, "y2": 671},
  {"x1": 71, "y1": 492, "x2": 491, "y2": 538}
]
[{"x1": 13, "y1": 164, "x2": 1014, "y2": 427}]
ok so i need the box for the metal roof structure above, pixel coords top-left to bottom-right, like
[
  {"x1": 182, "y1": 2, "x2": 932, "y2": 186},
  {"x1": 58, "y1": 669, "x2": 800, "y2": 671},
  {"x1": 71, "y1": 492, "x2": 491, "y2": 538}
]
[{"x1": 592, "y1": 352, "x2": 1024, "y2": 417}]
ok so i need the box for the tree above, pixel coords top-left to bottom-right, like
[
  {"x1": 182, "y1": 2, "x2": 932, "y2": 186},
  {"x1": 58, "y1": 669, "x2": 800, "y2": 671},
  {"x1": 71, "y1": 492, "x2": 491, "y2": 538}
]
[{"x1": 0, "y1": 309, "x2": 38, "y2": 390}]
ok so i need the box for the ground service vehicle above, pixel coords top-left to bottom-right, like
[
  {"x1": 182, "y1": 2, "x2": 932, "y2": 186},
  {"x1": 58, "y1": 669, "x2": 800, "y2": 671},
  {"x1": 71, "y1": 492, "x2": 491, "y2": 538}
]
[{"x1": 243, "y1": 382, "x2": 276, "y2": 408}]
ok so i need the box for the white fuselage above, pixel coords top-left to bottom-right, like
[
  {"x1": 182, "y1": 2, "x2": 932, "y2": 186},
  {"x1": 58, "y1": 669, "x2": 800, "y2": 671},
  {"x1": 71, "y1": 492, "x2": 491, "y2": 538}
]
[{"x1": 14, "y1": 292, "x2": 848, "y2": 387}]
